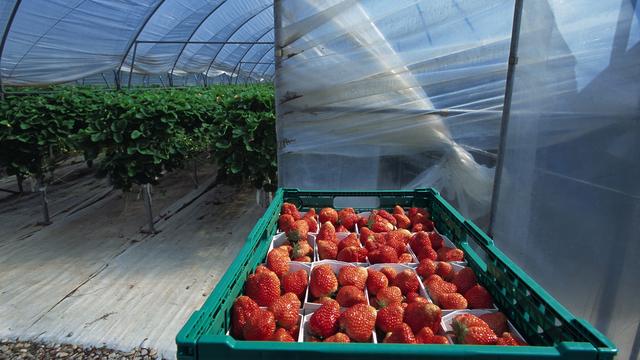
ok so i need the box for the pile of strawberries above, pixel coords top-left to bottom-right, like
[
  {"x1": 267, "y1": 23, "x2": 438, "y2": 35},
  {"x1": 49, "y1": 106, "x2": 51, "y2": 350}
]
[
  {"x1": 416, "y1": 259, "x2": 494, "y2": 310},
  {"x1": 450, "y1": 313, "x2": 526, "y2": 345},
  {"x1": 317, "y1": 222, "x2": 368, "y2": 262},
  {"x1": 231, "y1": 264, "x2": 307, "y2": 341},
  {"x1": 229, "y1": 202, "x2": 526, "y2": 346}
]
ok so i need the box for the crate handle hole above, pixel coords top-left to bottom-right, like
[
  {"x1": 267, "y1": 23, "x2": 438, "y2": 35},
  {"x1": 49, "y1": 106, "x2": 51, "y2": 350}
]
[{"x1": 333, "y1": 196, "x2": 380, "y2": 209}]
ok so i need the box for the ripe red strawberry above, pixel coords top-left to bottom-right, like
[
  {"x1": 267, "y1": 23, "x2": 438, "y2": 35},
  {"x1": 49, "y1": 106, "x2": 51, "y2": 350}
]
[
  {"x1": 243, "y1": 309, "x2": 276, "y2": 340},
  {"x1": 338, "y1": 208, "x2": 358, "y2": 231},
  {"x1": 231, "y1": 296, "x2": 260, "y2": 339},
  {"x1": 437, "y1": 247, "x2": 464, "y2": 262},
  {"x1": 303, "y1": 215, "x2": 318, "y2": 233},
  {"x1": 255, "y1": 264, "x2": 271, "y2": 274},
  {"x1": 319, "y1": 208, "x2": 338, "y2": 225},
  {"x1": 412, "y1": 223, "x2": 425, "y2": 232},
  {"x1": 417, "y1": 247, "x2": 438, "y2": 261},
  {"x1": 464, "y1": 285, "x2": 494, "y2": 309},
  {"x1": 291, "y1": 240, "x2": 313, "y2": 259},
  {"x1": 376, "y1": 286, "x2": 403, "y2": 308},
  {"x1": 424, "y1": 274, "x2": 444, "y2": 286},
  {"x1": 336, "y1": 285, "x2": 367, "y2": 307},
  {"x1": 317, "y1": 240, "x2": 338, "y2": 260},
  {"x1": 410, "y1": 212, "x2": 427, "y2": 227},
  {"x1": 426, "y1": 279, "x2": 457, "y2": 303},
  {"x1": 398, "y1": 253, "x2": 413, "y2": 263},
  {"x1": 385, "y1": 236, "x2": 407, "y2": 257},
  {"x1": 338, "y1": 266, "x2": 368, "y2": 290},
  {"x1": 377, "y1": 210, "x2": 397, "y2": 226},
  {"x1": 452, "y1": 267, "x2": 477, "y2": 294},
  {"x1": 364, "y1": 239, "x2": 382, "y2": 253},
  {"x1": 403, "y1": 302, "x2": 442, "y2": 333},
  {"x1": 324, "y1": 332, "x2": 351, "y2": 343},
  {"x1": 422, "y1": 219, "x2": 435, "y2": 232},
  {"x1": 393, "y1": 214, "x2": 411, "y2": 229},
  {"x1": 317, "y1": 221, "x2": 337, "y2": 242},
  {"x1": 438, "y1": 293, "x2": 468, "y2": 309},
  {"x1": 283, "y1": 291, "x2": 302, "y2": 308},
  {"x1": 383, "y1": 323, "x2": 416, "y2": 344},
  {"x1": 269, "y1": 294, "x2": 301, "y2": 329},
  {"x1": 287, "y1": 322, "x2": 300, "y2": 339},
  {"x1": 338, "y1": 233, "x2": 360, "y2": 251},
  {"x1": 416, "y1": 259, "x2": 437, "y2": 278},
  {"x1": 270, "y1": 327, "x2": 295, "y2": 342},
  {"x1": 372, "y1": 246, "x2": 398, "y2": 264},
  {"x1": 282, "y1": 269, "x2": 308, "y2": 301},
  {"x1": 339, "y1": 304, "x2": 377, "y2": 342},
  {"x1": 337, "y1": 246, "x2": 367, "y2": 262},
  {"x1": 394, "y1": 269, "x2": 420, "y2": 295},
  {"x1": 435, "y1": 262, "x2": 454, "y2": 281},
  {"x1": 393, "y1": 205, "x2": 405, "y2": 215},
  {"x1": 293, "y1": 256, "x2": 311, "y2": 262},
  {"x1": 496, "y1": 332, "x2": 523, "y2": 346},
  {"x1": 266, "y1": 248, "x2": 290, "y2": 278},
  {"x1": 452, "y1": 314, "x2": 490, "y2": 330},
  {"x1": 279, "y1": 214, "x2": 296, "y2": 233},
  {"x1": 375, "y1": 303, "x2": 404, "y2": 333},
  {"x1": 245, "y1": 270, "x2": 280, "y2": 307},
  {"x1": 371, "y1": 220, "x2": 394, "y2": 233},
  {"x1": 310, "y1": 264, "x2": 338, "y2": 298},
  {"x1": 359, "y1": 227, "x2": 374, "y2": 245},
  {"x1": 366, "y1": 269, "x2": 388, "y2": 295},
  {"x1": 286, "y1": 220, "x2": 309, "y2": 244},
  {"x1": 316, "y1": 296, "x2": 334, "y2": 305},
  {"x1": 415, "y1": 327, "x2": 449, "y2": 344},
  {"x1": 409, "y1": 232, "x2": 432, "y2": 254},
  {"x1": 368, "y1": 213, "x2": 394, "y2": 233},
  {"x1": 458, "y1": 325, "x2": 497, "y2": 345},
  {"x1": 308, "y1": 299, "x2": 340, "y2": 338},
  {"x1": 416, "y1": 327, "x2": 449, "y2": 344},
  {"x1": 357, "y1": 217, "x2": 368, "y2": 230},
  {"x1": 428, "y1": 232, "x2": 444, "y2": 250},
  {"x1": 336, "y1": 224, "x2": 349, "y2": 232},
  {"x1": 281, "y1": 202, "x2": 301, "y2": 220},
  {"x1": 409, "y1": 207, "x2": 429, "y2": 217},
  {"x1": 405, "y1": 292, "x2": 424, "y2": 303},
  {"x1": 479, "y1": 312, "x2": 508, "y2": 335},
  {"x1": 380, "y1": 267, "x2": 397, "y2": 284}
]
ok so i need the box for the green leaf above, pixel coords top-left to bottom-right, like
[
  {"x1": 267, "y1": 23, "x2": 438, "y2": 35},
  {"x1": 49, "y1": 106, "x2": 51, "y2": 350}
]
[{"x1": 131, "y1": 130, "x2": 143, "y2": 139}]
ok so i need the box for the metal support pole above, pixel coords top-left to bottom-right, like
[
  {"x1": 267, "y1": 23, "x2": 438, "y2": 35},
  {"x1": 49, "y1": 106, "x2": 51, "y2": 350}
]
[
  {"x1": 38, "y1": 176, "x2": 51, "y2": 225},
  {"x1": 142, "y1": 183, "x2": 157, "y2": 234},
  {"x1": 101, "y1": 72, "x2": 111, "y2": 89},
  {"x1": 116, "y1": 0, "x2": 166, "y2": 91},
  {"x1": 128, "y1": 42, "x2": 138, "y2": 89},
  {"x1": 0, "y1": 0, "x2": 22, "y2": 100},
  {"x1": 193, "y1": 158, "x2": 199, "y2": 188},
  {"x1": 488, "y1": 0, "x2": 524, "y2": 235}
]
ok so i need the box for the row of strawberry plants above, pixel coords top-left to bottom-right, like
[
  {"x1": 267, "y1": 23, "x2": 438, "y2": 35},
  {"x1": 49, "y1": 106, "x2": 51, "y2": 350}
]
[{"x1": 0, "y1": 85, "x2": 276, "y2": 193}]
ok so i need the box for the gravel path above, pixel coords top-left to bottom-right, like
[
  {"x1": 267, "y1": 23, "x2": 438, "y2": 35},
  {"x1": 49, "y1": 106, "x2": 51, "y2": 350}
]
[{"x1": 0, "y1": 341, "x2": 162, "y2": 359}]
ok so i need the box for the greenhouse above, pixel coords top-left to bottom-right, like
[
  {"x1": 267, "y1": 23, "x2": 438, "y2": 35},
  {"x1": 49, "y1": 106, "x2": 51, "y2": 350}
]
[{"x1": 0, "y1": 0, "x2": 638, "y2": 359}]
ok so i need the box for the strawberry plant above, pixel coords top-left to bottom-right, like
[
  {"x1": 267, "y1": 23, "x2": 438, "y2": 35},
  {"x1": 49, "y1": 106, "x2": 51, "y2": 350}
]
[{"x1": 209, "y1": 85, "x2": 277, "y2": 191}]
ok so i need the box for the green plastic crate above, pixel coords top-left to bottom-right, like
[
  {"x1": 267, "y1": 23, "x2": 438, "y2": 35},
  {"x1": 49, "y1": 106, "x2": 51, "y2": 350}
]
[{"x1": 176, "y1": 188, "x2": 616, "y2": 360}]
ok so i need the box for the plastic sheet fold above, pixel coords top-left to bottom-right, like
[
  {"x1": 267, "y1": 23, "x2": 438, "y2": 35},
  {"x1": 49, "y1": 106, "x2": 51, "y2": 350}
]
[{"x1": 275, "y1": 0, "x2": 514, "y2": 223}]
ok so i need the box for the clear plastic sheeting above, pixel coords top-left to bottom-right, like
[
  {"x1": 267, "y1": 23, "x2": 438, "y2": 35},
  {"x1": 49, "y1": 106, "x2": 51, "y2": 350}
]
[
  {"x1": 491, "y1": 1, "x2": 640, "y2": 359},
  {"x1": 0, "y1": 0, "x2": 275, "y2": 85},
  {"x1": 275, "y1": 0, "x2": 514, "y2": 223}
]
